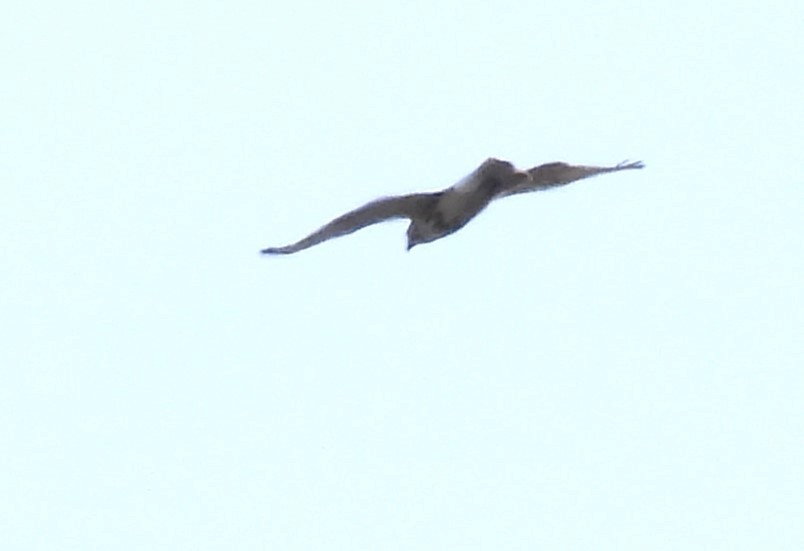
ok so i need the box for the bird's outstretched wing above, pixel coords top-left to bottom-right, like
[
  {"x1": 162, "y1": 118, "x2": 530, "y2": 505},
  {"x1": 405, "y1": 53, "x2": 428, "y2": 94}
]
[
  {"x1": 261, "y1": 193, "x2": 436, "y2": 255},
  {"x1": 497, "y1": 159, "x2": 644, "y2": 197}
]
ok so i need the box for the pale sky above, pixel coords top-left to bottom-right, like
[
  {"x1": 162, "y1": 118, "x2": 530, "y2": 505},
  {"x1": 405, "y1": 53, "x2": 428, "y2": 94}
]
[{"x1": 3, "y1": 1, "x2": 803, "y2": 549}]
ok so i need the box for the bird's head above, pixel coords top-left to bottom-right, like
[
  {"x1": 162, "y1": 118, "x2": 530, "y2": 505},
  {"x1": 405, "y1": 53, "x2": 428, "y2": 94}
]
[
  {"x1": 406, "y1": 221, "x2": 441, "y2": 251},
  {"x1": 406, "y1": 224, "x2": 424, "y2": 251}
]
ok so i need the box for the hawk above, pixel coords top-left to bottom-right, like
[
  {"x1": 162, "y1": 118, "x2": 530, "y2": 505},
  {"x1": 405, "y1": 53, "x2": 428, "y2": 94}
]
[{"x1": 261, "y1": 158, "x2": 644, "y2": 255}]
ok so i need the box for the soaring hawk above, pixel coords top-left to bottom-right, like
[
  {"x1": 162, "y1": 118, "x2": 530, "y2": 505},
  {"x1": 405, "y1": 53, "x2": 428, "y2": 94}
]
[{"x1": 261, "y1": 158, "x2": 644, "y2": 255}]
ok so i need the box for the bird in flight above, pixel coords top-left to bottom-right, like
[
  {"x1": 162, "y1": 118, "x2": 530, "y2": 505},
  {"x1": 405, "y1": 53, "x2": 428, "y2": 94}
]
[{"x1": 261, "y1": 158, "x2": 644, "y2": 255}]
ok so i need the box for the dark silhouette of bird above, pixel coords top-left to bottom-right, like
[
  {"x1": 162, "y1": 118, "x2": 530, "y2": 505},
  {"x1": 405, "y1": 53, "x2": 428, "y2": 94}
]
[{"x1": 261, "y1": 158, "x2": 644, "y2": 255}]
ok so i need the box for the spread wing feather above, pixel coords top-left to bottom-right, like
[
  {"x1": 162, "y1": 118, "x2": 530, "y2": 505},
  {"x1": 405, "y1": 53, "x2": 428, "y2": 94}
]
[
  {"x1": 261, "y1": 193, "x2": 435, "y2": 255},
  {"x1": 497, "y1": 160, "x2": 644, "y2": 197}
]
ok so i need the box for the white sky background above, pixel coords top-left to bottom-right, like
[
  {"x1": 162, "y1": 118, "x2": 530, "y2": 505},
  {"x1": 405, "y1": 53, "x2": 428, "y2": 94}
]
[{"x1": 2, "y1": 0, "x2": 803, "y2": 549}]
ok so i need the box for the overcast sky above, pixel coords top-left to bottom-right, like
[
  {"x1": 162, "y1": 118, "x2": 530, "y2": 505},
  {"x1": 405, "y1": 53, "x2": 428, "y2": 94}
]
[{"x1": 3, "y1": 1, "x2": 803, "y2": 549}]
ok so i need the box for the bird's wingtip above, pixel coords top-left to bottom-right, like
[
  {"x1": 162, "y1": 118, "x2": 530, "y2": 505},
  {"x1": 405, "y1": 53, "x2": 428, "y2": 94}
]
[{"x1": 617, "y1": 159, "x2": 645, "y2": 169}]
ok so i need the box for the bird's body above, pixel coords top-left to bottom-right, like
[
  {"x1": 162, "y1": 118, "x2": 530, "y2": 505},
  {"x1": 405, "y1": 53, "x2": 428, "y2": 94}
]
[{"x1": 261, "y1": 158, "x2": 644, "y2": 255}]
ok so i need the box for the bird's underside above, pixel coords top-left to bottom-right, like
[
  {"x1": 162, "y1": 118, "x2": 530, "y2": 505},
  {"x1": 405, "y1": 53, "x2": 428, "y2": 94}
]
[{"x1": 261, "y1": 158, "x2": 644, "y2": 255}]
